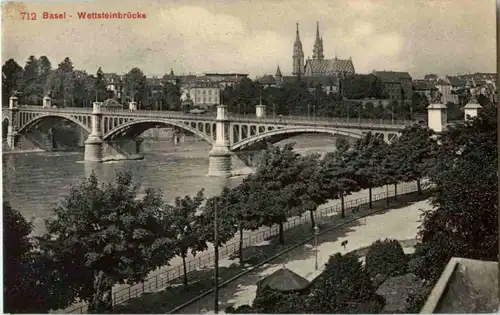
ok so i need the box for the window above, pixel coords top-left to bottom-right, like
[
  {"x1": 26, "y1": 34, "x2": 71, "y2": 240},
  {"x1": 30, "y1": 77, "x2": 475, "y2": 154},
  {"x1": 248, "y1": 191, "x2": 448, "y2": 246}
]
[
  {"x1": 208, "y1": 90, "x2": 212, "y2": 95},
  {"x1": 208, "y1": 97, "x2": 212, "y2": 102},
  {"x1": 203, "y1": 90, "x2": 206, "y2": 94},
  {"x1": 196, "y1": 98, "x2": 200, "y2": 103}
]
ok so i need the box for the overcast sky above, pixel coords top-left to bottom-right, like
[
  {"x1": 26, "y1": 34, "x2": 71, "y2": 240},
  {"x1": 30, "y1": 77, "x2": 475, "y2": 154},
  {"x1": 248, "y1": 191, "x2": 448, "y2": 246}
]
[{"x1": 2, "y1": 0, "x2": 496, "y2": 79}]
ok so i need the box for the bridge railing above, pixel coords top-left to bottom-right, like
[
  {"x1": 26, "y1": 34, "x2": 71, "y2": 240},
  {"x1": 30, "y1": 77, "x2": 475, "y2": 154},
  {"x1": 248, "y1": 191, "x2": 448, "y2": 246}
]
[
  {"x1": 66, "y1": 184, "x2": 418, "y2": 314},
  {"x1": 16, "y1": 106, "x2": 419, "y2": 129}
]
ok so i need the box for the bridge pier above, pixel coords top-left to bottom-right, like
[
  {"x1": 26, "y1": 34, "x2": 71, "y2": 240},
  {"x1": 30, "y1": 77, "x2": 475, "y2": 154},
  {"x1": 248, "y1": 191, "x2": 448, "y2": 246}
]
[
  {"x1": 6, "y1": 96, "x2": 19, "y2": 150},
  {"x1": 84, "y1": 102, "x2": 104, "y2": 162},
  {"x1": 208, "y1": 105, "x2": 232, "y2": 177},
  {"x1": 135, "y1": 137, "x2": 144, "y2": 154}
]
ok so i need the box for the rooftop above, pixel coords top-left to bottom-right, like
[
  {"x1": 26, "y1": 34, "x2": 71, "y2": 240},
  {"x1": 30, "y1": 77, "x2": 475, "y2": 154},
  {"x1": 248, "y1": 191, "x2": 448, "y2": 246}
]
[
  {"x1": 257, "y1": 267, "x2": 310, "y2": 292},
  {"x1": 373, "y1": 71, "x2": 412, "y2": 82},
  {"x1": 421, "y1": 257, "x2": 498, "y2": 313}
]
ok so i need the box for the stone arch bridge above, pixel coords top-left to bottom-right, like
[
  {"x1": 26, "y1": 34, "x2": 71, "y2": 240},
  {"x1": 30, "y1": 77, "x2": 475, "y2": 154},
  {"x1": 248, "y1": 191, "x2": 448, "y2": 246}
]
[{"x1": 3, "y1": 97, "x2": 424, "y2": 177}]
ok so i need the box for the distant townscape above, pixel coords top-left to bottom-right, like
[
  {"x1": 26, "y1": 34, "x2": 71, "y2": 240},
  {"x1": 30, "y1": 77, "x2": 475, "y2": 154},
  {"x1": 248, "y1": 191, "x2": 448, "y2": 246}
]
[{"x1": 2, "y1": 22, "x2": 496, "y2": 114}]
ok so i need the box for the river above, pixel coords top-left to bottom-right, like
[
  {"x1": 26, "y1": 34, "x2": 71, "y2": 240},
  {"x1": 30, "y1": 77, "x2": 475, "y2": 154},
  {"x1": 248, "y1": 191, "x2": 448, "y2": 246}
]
[{"x1": 2, "y1": 134, "x2": 339, "y2": 236}]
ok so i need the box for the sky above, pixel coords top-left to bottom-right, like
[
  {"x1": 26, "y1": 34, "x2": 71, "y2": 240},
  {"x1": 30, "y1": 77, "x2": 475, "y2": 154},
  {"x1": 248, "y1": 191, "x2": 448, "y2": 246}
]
[{"x1": 1, "y1": 0, "x2": 496, "y2": 79}]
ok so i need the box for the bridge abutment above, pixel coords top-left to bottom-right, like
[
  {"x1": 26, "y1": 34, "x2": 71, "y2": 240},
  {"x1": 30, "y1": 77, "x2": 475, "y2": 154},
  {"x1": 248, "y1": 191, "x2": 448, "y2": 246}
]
[
  {"x1": 6, "y1": 96, "x2": 20, "y2": 149},
  {"x1": 84, "y1": 102, "x2": 104, "y2": 162},
  {"x1": 208, "y1": 105, "x2": 232, "y2": 177}
]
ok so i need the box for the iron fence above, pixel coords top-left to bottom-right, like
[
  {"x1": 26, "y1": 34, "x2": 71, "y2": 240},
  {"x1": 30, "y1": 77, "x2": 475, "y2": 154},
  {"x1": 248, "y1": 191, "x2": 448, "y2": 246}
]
[{"x1": 67, "y1": 184, "x2": 418, "y2": 313}]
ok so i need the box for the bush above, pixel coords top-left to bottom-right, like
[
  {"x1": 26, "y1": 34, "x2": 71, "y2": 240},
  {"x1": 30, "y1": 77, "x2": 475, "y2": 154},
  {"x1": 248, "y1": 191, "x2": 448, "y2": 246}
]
[
  {"x1": 365, "y1": 239, "x2": 408, "y2": 281},
  {"x1": 404, "y1": 283, "x2": 433, "y2": 313},
  {"x1": 306, "y1": 253, "x2": 385, "y2": 313},
  {"x1": 251, "y1": 285, "x2": 306, "y2": 313}
]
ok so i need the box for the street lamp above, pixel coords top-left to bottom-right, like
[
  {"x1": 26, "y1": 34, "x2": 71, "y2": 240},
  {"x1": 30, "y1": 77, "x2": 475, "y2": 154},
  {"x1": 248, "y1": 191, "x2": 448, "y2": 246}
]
[
  {"x1": 214, "y1": 199, "x2": 220, "y2": 314},
  {"x1": 314, "y1": 225, "x2": 320, "y2": 270}
]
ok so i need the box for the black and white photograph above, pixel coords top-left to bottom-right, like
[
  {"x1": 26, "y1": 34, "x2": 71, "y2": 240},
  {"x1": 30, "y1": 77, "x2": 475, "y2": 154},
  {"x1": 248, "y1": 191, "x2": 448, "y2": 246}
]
[{"x1": 1, "y1": 0, "x2": 498, "y2": 313}]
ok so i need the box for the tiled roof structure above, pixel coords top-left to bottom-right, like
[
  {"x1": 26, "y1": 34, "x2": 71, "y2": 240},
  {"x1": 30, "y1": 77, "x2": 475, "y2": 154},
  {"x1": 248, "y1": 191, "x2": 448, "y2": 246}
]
[
  {"x1": 303, "y1": 75, "x2": 339, "y2": 87},
  {"x1": 258, "y1": 268, "x2": 310, "y2": 292},
  {"x1": 258, "y1": 75, "x2": 276, "y2": 85},
  {"x1": 306, "y1": 58, "x2": 355, "y2": 75},
  {"x1": 373, "y1": 71, "x2": 412, "y2": 82}
]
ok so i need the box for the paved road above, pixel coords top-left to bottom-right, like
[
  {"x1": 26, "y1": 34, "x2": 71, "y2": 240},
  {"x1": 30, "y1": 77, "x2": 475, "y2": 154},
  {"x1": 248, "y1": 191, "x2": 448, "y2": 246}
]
[{"x1": 177, "y1": 194, "x2": 430, "y2": 314}]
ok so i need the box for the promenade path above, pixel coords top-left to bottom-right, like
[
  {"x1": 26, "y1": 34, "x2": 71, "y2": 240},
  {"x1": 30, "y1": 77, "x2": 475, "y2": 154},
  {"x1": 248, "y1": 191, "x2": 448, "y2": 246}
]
[
  {"x1": 64, "y1": 182, "x2": 417, "y2": 313},
  {"x1": 177, "y1": 195, "x2": 432, "y2": 314}
]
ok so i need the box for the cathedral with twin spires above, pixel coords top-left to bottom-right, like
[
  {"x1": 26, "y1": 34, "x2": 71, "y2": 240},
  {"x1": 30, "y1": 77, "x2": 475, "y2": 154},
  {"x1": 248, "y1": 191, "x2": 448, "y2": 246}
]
[{"x1": 292, "y1": 22, "x2": 355, "y2": 77}]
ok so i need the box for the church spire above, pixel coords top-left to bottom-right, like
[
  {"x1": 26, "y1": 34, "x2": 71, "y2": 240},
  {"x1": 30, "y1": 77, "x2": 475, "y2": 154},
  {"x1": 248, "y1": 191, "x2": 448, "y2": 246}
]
[
  {"x1": 292, "y1": 22, "x2": 304, "y2": 76},
  {"x1": 275, "y1": 64, "x2": 282, "y2": 77},
  {"x1": 312, "y1": 21, "x2": 324, "y2": 60}
]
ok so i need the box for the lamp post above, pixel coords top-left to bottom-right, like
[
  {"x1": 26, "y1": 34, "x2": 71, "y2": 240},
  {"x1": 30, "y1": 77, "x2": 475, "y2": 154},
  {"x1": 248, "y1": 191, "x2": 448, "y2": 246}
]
[
  {"x1": 214, "y1": 199, "x2": 219, "y2": 314},
  {"x1": 314, "y1": 225, "x2": 320, "y2": 270}
]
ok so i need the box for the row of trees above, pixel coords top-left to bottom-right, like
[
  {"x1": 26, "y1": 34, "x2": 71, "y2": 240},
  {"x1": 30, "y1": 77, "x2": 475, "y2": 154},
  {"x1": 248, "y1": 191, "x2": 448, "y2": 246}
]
[{"x1": 2, "y1": 56, "x2": 182, "y2": 110}]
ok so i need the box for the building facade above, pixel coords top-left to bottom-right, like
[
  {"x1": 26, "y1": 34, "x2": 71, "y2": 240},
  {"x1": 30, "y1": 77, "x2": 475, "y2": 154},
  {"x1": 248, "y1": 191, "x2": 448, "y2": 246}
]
[
  {"x1": 372, "y1": 71, "x2": 412, "y2": 101},
  {"x1": 181, "y1": 80, "x2": 220, "y2": 109}
]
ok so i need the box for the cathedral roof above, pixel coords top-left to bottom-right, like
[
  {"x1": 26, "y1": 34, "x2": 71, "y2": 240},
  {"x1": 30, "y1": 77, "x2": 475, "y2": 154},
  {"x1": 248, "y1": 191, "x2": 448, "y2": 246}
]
[{"x1": 306, "y1": 58, "x2": 355, "y2": 74}]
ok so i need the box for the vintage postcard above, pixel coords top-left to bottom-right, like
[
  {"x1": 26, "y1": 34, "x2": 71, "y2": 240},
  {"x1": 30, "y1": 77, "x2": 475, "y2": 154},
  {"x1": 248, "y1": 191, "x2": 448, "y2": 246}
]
[{"x1": 2, "y1": 0, "x2": 498, "y2": 314}]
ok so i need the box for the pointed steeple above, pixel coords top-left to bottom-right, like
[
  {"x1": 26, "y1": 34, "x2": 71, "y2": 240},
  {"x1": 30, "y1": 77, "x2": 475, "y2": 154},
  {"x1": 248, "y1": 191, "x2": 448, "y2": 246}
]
[
  {"x1": 170, "y1": 68, "x2": 174, "y2": 77},
  {"x1": 292, "y1": 22, "x2": 304, "y2": 76},
  {"x1": 312, "y1": 21, "x2": 324, "y2": 60},
  {"x1": 275, "y1": 65, "x2": 282, "y2": 77}
]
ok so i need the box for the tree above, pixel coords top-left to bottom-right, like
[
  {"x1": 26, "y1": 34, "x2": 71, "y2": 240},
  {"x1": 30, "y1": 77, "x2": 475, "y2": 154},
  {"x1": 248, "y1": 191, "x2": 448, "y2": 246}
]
[
  {"x1": 352, "y1": 132, "x2": 387, "y2": 208},
  {"x1": 40, "y1": 171, "x2": 175, "y2": 312},
  {"x1": 2, "y1": 59, "x2": 23, "y2": 104},
  {"x1": 37, "y1": 56, "x2": 52, "y2": 91},
  {"x1": 163, "y1": 82, "x2": 181, "y2": 110},
  {"x1": 390, "y1": 124, "x2": 437, "y2": 194},
  {"x1": 21, "y1": 55, "x2": 42, "y2": 104},
  {"x1": 411, "y1": 103, "x2": 497, "y2": 282},
  {"x1": 306, "y1": 253, "x2": 385, "y2": 313},
  {"x1": 380, "y1": 138, "x2": 406, "y2": 202},
  {"x1": 321, "y1": 148, "x2": 360, "y2": 218},
  {"x1": 4, "y1": 202, "x2": 36, "y2": 312},
  {"x1": 295, "y1": 153, "x2": 327, "y2": 230},
  {"x1": 94, "y1": 67, "x2": 108, "y2": 102},
  {"x1": 4, "y1": 202, "x2": 72, "y2": 313},
  {"x1": 123, "y1": 67, "x2": 147, "y2": 106},
  {"x1": 45, "y1": 57, "x2": 76, "y2": 106},
  {"x1": 170, "y1": 189, "x2": 208, "y2": 287},
  {"x1": 364, "y1": 239, "x2": 408, "y2": 282},
  {"x1": 252, "y1": 144, "x2": 305, "y2": 245},
  {"x1": 198, "y1": 193, "x2": 239, "y2": 259},
  {"x1": 225, "y1": 180, "x2": 263, "y2": 264}
]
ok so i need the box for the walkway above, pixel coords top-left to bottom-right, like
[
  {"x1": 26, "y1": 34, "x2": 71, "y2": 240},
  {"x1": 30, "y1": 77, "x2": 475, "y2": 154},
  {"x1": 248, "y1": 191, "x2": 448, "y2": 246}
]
[{"x1": 177, "y1": 195, "x2": 432, "y2": 313}]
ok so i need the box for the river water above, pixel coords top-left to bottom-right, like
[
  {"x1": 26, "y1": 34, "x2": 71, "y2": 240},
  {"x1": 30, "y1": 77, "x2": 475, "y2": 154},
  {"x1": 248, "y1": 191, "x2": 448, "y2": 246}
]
[{"x1": 2, "y1": 134, "x2": 339, "y2": 236}]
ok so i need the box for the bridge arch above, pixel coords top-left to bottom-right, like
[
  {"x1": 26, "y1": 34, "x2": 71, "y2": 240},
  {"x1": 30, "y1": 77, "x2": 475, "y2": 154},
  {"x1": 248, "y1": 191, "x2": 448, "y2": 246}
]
[
  {"x1": 230, "y1": 126, "x2": 364, "y2": 151},
  {"x1": 102, "y1": 118, "x2": 214, "y2": 144},
  {"x1": 17, "y1": 114, "x2": 91, "y2": 134}
]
